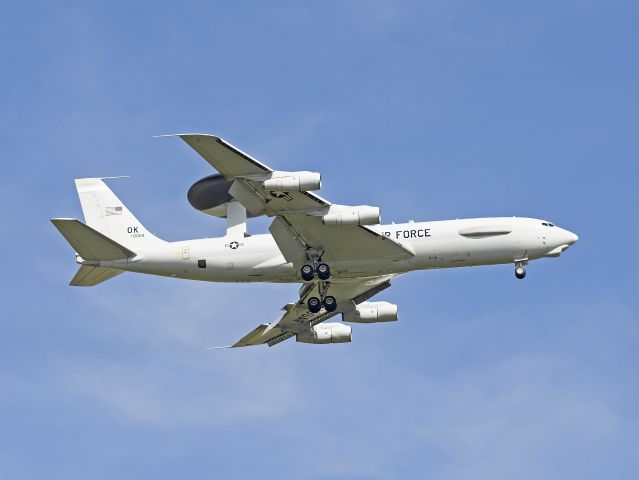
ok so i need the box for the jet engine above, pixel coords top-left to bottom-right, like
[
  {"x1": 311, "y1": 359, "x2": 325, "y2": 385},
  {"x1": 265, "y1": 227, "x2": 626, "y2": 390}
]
[
  {"x1": 342, "y1": 302, "x2": 398, "y2": 323},
  {"x1": 322, "y1": 205, "x2": 381, "y2": 226},
  {"x1": 263, "y1": 171, "x2": 321, "y2": 192},
  {"x1": 296, "y1": 323, "x2": 352, "y2": 344}
]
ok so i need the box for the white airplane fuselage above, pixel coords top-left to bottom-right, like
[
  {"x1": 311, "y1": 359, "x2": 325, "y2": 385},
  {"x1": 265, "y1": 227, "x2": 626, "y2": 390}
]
[{"x1": 94, "y1": 216, "x2": 578, "y2": 283}]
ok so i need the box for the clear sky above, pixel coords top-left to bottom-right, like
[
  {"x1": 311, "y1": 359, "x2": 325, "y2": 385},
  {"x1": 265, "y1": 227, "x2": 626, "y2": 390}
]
[{"x1": 1, "y1": 1, "x2": 638, "y2": 479}]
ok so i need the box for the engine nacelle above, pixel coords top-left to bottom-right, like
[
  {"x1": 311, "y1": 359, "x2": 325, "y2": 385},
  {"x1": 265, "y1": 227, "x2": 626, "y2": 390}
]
[
  {"x1": 322, "y1": 205, "x2": 381, "y2": 226},
  {"x1": 263, "y1": 171, "x2": 321, "y2": 192},
  {"x1": 296, "y1": 323, "x2": 352, "y2": 344},
  {"x1": 342, "y1": 302, "x2": 398, "y2": 323}
]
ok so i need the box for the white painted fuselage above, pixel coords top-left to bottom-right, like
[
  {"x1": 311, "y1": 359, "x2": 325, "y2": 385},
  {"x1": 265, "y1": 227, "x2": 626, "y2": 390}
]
[{"x1": 95, "y1": 217, "x2": 578, "y2": 283}]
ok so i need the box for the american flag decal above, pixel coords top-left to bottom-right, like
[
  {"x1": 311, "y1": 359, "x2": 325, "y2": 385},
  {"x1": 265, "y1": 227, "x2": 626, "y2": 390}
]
[{"x1": 105, "y1": 206, "x2": 123, "y2": 216}]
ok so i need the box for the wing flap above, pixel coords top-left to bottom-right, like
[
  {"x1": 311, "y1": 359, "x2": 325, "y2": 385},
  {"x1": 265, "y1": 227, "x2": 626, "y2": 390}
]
[
  {"x1": 285, "y1": 216, "x2": 414, "y2": 262},
  {"x1": 269, "y1": 217, "x2": 308, "y2": 262}
]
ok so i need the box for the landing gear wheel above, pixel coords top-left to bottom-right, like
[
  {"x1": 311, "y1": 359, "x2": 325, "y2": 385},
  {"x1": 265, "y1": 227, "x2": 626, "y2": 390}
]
[
  {"x1": 316, "y1": 263, "x2": 331, "y2": 280},
  {"x1": 323, "y1": 295, "x2": 337, "y2": 312},
  {"x1": 301, "y1": 264, "x2": 315, "y2": 281},
  {"x1": 307, "y1": 296, "x2": 322, "y2": 313},
  {"x1": 515, "y1": 266, "x2": 526, "y2": 279}
]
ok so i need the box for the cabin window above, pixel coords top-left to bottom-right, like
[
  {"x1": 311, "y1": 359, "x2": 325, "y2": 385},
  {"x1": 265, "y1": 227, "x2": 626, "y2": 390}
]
[{"x1": 198, "y1": 259, "x2": 207, "y2": 268}]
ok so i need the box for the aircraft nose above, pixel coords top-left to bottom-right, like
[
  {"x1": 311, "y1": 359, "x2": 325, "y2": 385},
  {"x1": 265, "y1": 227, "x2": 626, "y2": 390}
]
[{"x1": 565, "y1": 230, "x2": 579, "y2": 245}]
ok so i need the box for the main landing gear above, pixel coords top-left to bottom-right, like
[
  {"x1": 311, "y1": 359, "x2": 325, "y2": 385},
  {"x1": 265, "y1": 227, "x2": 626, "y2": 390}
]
[
  {"x1": 301, "y1": 255, "x2": 336, "y2": 313},
  {"x1": 304, "y1": 267, "x2": 337, "y2": 313},
  {"x1": 307, "y1": 295, "x2": 337, "y2": 313},
  {"x1": 514, "y1": 257, "x2": 528, "y2": 279},
  {"x1": 301, "y1": 264, "x2": 315, "y2": 281},
  {"x1": 300, "y1": 262, "x2": 331, "y2": 281}
]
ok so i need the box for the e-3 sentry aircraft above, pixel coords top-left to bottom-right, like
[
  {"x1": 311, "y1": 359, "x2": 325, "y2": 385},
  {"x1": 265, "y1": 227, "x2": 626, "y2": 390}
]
[{"x1": 51, "y1": 134, "x2": 578, "y2": 348}]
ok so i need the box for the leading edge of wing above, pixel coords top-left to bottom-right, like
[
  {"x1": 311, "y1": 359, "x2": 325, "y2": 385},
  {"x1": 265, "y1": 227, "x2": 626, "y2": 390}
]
[
  {"x1": 156, "y1": 133, "x2": 273, "y2": 177},
  {"x1": 159, "y1": 134, "x2": 333, "y2": 207}
]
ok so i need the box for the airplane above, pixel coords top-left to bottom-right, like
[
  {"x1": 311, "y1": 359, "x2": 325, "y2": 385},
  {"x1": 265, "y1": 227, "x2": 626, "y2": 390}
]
[{"x1": 51, "y1": 134, "x2": 579, "y2": 348}]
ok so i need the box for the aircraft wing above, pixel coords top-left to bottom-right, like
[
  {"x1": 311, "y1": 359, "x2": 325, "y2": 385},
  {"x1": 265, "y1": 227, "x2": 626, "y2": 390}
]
[
  {"x1": 223, "y1": 276, "x2": 394, "y2": 348},
  {"x1": 176, "y1": 134, "x2": 327, "y2": 213},
  {"x1": 175, "y1": 134, "x2": 414, "y2": 263}
]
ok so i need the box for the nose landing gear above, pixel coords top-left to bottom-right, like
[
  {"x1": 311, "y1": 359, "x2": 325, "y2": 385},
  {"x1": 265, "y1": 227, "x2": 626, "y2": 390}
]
[{"x1": 514, "y1": 257, "x2": 528, "y2": 279}]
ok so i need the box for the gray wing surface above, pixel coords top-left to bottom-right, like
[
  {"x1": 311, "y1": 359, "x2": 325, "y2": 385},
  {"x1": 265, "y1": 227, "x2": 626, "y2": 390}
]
[
  {"x1": 175, "y1": 134, "x2": 414, "y2": 263},
  {"x1": 227, "y1": 276, "x2": 394, "y2": 348}
]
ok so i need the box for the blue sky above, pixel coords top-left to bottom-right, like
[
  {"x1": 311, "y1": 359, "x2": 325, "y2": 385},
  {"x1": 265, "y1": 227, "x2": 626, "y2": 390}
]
[{"x1": 1, "y1": 1, "x2": 638, "y2": 478}]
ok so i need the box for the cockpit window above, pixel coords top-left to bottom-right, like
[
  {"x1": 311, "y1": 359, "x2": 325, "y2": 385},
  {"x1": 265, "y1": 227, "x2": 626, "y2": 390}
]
[
  {"x1": 548, "y1": 223, "x2": 555, "y2": 227},
  {"x1": 541, "y1": 222, "x2": 556, "y2": 227},
  {"x1": 541, "y1": 222, "x2": 548, "y2": 226}
]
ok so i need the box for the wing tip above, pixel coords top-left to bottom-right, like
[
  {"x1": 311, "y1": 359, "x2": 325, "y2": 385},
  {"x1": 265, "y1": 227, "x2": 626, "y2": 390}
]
[{"x1": 154, "y1": 133, "x2": 220, "y2": 140}]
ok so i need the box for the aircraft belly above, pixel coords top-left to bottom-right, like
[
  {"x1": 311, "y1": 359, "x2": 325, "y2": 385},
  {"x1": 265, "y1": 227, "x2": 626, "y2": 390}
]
[
  {"x1": 404, "y1": 233, "x2": 523, "y2": 270},
  {"x1": 330, "y1": 258, "x2": 403, "y2": 278}
]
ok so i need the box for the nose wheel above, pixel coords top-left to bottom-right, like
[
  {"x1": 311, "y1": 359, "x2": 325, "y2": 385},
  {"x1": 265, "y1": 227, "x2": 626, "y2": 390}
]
[{"x1": 514, "y1": 257, "x2": 528, "y2": 279}]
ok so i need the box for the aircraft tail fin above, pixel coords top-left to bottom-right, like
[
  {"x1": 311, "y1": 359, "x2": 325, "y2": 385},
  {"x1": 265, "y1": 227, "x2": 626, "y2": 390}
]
[
  {"x1": 74, "y1": 177, "x2": 164, "y2": 249},
  {"x1": 69, "y1": 265, "x2": 123, "y2": 286},
  {"x1": 51, "y1": 218, "x2": 136, "y2": 261}
]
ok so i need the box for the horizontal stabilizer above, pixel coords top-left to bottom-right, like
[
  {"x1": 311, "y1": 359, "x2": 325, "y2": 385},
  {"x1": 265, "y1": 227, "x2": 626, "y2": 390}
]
[
  {"x1": 51, "y1": 218, "x2": 136, "y2": 261},
  {"x1": 70, "y1": 265, "x2": 123, "y2": 286}
]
